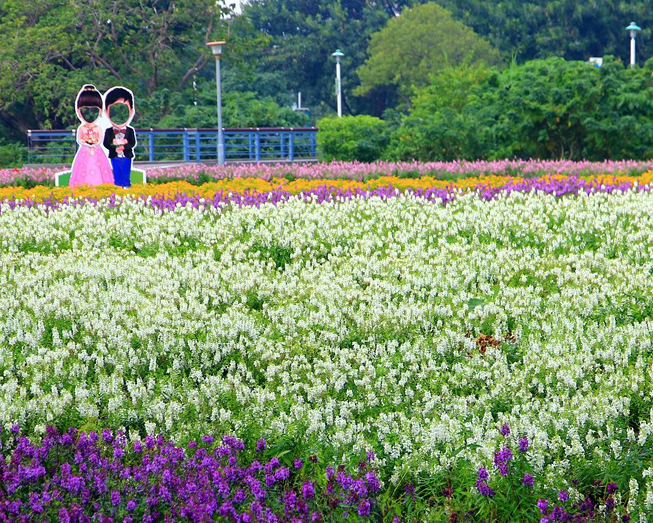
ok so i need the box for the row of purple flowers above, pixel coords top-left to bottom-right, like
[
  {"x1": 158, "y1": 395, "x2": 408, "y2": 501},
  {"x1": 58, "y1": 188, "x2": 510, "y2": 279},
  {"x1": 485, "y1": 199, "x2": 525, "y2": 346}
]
[
  {"x1": 0, "y1": 426, "x2": 382, "y2": 523},
  {"x1": 0, "y1": 424, "x2": 632, "y2": 522},
  {"x1": 0, "y1": 176, "x2": 649, "y2": 214}
]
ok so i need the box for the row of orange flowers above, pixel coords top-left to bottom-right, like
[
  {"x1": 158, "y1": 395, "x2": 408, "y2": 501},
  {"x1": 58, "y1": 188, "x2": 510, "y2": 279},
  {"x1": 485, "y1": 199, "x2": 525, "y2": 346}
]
[{"x1": 2, "y1": 172, "x2": 653, "y2": 203}]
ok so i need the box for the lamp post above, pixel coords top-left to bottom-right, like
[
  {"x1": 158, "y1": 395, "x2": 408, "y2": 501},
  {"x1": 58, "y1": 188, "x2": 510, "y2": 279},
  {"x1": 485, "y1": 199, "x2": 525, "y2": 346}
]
[
  {"x1": 626, "y1": 22, "x2": 641, "y2": 68},
  {"x1": 331, "y1": 49, "x2": 344, "y2": 117},
  {"x1": 206, "y1": 41, "x2": 226, "y2": 165}
]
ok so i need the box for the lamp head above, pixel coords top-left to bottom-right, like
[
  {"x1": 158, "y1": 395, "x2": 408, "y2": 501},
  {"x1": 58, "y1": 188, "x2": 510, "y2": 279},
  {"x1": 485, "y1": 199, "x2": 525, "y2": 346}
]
[
  {"x1": 626, "y1": 22, "x2": 641, "y2": 38},
  {"x1": 332, "y1": 49, "x2": 344, "y2": 62},
  {"x1": 206, "y1": 41, "x2": 226, "y2": 58}
]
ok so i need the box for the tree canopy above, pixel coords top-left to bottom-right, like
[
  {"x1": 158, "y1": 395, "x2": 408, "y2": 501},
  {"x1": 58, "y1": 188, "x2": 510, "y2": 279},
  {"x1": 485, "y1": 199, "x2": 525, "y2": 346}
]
[
  {"x1": 0, "y1": 0, "x2": 227, "y2": 134},
  {"x1": 433, "y1": 0, "x2": 652, "y2": 63},
  {"x1": 354, "y1": 3, "x2": 502, "y2": 104},
  {"x1": 386, "y1": 57, "x2": 653, "y2": 162}
]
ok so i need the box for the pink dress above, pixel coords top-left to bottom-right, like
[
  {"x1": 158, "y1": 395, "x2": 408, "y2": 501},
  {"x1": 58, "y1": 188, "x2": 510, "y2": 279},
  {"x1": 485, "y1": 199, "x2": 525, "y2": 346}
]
[{"x1": 69, "y1": 124, "x2": 114, "y2": 187}]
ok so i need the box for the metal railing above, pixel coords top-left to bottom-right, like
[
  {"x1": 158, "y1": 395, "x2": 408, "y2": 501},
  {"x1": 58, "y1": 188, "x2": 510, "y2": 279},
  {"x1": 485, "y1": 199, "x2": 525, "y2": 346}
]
[{"x1": 27, "y1": 127, "x2": 319, "y2": 164}]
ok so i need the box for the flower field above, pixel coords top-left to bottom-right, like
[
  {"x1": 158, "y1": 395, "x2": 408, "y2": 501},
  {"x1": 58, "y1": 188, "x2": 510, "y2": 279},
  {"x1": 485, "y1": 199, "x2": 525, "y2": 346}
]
[
  {"x1": 4, "y1": 158, "x2": 653, "y2": 189},
  {"x1": 2, "y1": 170, "x2": 653, "y2": 521}
]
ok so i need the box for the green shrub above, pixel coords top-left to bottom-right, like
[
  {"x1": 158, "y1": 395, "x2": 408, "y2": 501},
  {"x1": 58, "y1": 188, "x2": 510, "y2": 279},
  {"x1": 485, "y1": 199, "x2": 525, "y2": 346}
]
[
  {"x1": 316, "y1": 115, "x2": 389, "y2": 162},
  {"x1": 0, "y1": 141, "x2": 28, "y2": 168}
]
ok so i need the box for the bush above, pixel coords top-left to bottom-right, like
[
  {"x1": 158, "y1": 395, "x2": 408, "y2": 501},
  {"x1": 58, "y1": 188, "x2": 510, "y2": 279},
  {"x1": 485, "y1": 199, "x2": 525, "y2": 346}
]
[
  {"x1": 0, "y1": 141, "x2": 28, "y2": 168},
  {"x1": 317, "y1": 115, "x2": 389, "y2": 162},
  {"x1": 385, "y1": 57, "x2": 653, "y2": 162}
]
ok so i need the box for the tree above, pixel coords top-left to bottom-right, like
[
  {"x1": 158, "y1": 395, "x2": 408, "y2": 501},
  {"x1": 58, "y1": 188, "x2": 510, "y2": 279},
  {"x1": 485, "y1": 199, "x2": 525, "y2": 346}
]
[
  {"x1": 354, "y1": 3, "x2": 502, "y2": 105},
  {"x1": 0, "y1": 0, "x2": 230, "y2": 133},
  {"x1": 237, "y1": 0, "x2": 419, "y2": 119},
  {"x1": 386, "y1": 63, "x2": 493, "y2": 161},
  {"x1": 432, "y1": 0, "x2": 652, "y2": 63},
  {"x1": 385, "y1": 56, "x2": 653, "y2": 162}
]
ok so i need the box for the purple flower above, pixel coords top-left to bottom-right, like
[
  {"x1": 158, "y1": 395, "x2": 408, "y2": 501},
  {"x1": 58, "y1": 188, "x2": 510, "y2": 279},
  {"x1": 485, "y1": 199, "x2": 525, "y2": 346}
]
[
  {"x1": 500, "y1": 424, "x2": 510, "y2": 436},
  {"x1": 256, "y1": 439, "x2": 266, "y2": 452},
  {"x1": 607, "y1": 482, "x2": 618, "y2": 495},
  {"x1": 537, "y1": 498, "x2": 549, "y2": 514},
  {"x1": 558, "y1": 490, "x2": 568, "y2": 501},
  {"x1": 622, "y1": 515, "x2": 631, "y2": 522},
  {"x1": 274, "y1": 467, "x2": 290, "y2": 481},
  {"x1": 358, "y1": 499, "x2": 371, "y2": 516},
  {"x1": 405, "y1": 483, "x2": 416, "y2": 500},
  {"x1": 326, "y1": 466, "x2": 335, "y2": 480},
  {"x1": 10, "y1": 423, "x2": 20, "y2": 434},
  {"x1": 476, "y1": 479, "x2": 495, "y2": 497},
  {"x1": 111, "y1": 490, "x2": 121, "y2": 506},
  {"x1": 202, "y1": 435, "x2": 215, "y2": 444},
  {"x1": 366, "y1": 451, "x2": 376, "y2": 462},
  {"x1": 365, "y1": 472, "x2": 380, "y2": 493},
  {"x1": 302, "y1": 481, "x2": 315, "y2": 500},
  {"x1": 522, "y1": 474, "x2": 534, "y2": 486},
  {"x1": 126, "y1": 499, "x2": 136, "y2": 511},
  {"x1": 478, "y1": 468, "x2": 489, "y2": 481},
  {"x1": 294, "y1": 458, "x2": 303, "y2": 469},
  {"x1": 518, "y1": 437, "x2": 529, "y2": 452}
]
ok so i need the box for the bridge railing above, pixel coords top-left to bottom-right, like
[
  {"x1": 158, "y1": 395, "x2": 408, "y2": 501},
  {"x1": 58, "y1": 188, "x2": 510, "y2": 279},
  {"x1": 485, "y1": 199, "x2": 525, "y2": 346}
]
[{"x1": 27, "y1": 127, "x2": 319, "y2": 164}]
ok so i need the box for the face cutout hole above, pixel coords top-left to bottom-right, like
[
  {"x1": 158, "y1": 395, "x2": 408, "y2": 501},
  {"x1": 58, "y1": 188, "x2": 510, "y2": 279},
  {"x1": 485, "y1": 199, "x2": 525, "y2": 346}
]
[
  {"x1": 80, "y1": 107, "x2": 100, "y2": 124},
  {"x1": 109, "y1": 103, "x2": 131, "y2": 126}
]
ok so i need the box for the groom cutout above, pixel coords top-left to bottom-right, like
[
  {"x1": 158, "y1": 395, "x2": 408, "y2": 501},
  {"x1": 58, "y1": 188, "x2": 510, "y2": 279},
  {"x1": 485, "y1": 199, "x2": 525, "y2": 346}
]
[{"x1": 103, "y1": 86, "x2": 136, "y2": 188}]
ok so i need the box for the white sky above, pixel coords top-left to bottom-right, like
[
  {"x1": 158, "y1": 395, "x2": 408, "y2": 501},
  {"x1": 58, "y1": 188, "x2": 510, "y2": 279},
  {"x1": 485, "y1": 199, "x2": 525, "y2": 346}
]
[{"x1": 229, "y1": 0, "x2": 243, "y2": 14}]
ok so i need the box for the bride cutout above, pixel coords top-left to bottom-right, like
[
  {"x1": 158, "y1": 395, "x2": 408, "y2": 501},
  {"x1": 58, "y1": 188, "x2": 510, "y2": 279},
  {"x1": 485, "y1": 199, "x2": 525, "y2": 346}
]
[{"x1": 69, "y1": 85, "x2": 114, "y2": 187}]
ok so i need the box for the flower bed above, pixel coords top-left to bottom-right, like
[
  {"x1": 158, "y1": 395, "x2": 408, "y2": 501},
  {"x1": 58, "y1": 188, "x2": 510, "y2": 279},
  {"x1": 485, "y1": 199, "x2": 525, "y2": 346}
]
[
  {"x1": 1, "y1": 172, "x2": 653, "y2": 209},
  {"x1": 1, "y1": 184, "x2": 653, "y2": 520},
  {"x1": 4, "y1": 159, "x2": 653, "y2": 188}
]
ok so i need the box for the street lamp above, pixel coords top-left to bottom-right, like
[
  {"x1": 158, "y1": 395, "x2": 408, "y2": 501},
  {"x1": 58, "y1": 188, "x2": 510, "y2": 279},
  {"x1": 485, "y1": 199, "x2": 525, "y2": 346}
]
[
  {"x1": 206, "y1": 40, "x2": 226, "y2": 165},
  {"x1": 331, "y1": 49, "x2": 344, "y2": 117},
  {"x1": 626, "y1": 22, "x2": 641, "y2": 68}
]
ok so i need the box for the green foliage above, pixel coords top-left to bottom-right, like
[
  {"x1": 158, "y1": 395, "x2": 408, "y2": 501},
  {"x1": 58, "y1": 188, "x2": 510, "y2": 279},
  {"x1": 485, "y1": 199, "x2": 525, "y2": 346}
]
[
  {"x1": 137, "y1": 84, "x2": 310, "y2": 129},
  {"x1": 385, "y1": 63, "x2": 493, "y2": 161},
  {"x1": 387, "y1": 57, "x2": 653, "y2": 161},
  {"x1": 355, "y1": 3, "x2": 502, "y2": 104},
  {"x1": 317, "y1": 115, "x2": 389, "y2": 162},
  {"x1": 0, "y1": 141, "x2": 27, "y2": 168},
  {"x1": 433, "y1": 0, "x2": 653, "y2": 64},
  {"x1": 0, "y1": 0, "x2": 229, "y2": 133},
  {"x1": 239, "y1": 0, "x2": 418, "y2": 119}
]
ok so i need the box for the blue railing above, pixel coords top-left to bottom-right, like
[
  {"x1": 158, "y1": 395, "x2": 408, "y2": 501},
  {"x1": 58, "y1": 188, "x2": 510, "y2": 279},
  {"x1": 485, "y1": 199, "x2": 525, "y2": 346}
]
[{"x1": 27, "y1": 127, "x2": 319, "y2": 164}]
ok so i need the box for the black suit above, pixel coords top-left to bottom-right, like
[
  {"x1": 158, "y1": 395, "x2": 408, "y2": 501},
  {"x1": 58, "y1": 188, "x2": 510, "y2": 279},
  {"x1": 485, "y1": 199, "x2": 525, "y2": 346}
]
[{"x1": 103, "y1": 126, "x2": 136, "y2": 159}]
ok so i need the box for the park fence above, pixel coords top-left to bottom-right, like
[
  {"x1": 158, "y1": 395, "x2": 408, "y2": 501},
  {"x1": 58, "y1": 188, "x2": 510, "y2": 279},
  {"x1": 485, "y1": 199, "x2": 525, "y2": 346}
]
[{"x1": 27, "y1": 127, "x2": 319, "y2": 164}]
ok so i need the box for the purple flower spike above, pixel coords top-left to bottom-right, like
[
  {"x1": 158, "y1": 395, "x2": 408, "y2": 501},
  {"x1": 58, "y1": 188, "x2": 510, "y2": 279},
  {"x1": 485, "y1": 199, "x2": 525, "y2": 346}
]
[
  {"x1": 607, "y1": 482, "x2": 618, "y2": 494},
  {"x1": 518, "y1": 437, "x2": 529, "y2": 452},
  {"x1": 537, "y1": 498, "x2": 549, "y2": 514},
  {"x1": 256, "y1": 438, "x2": 266, "y2": 452},
  {"x1": 476, "y1": 479, "x2": 495, "y2": 498},
  {"x1": 558, "y1": 490, "x2": 569, "y2": 501},
  {"x1": 522, "y1": 474, "x2": 534, "y2": 486},
  {"x1": 358, "y1": 499, "x2": 371, "y2": 516},
  {"x1": 500, "y1": 424, "x2": 510, "y2": 437}
]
